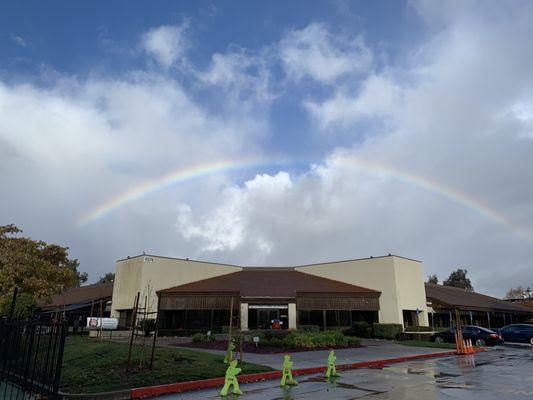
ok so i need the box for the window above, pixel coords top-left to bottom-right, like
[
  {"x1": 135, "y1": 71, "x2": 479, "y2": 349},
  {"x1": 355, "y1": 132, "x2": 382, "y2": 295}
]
[
  {"x1": 185, "y1": 310, "x2": 212, "y2": 329},
  {"x1": 338, "y1": 310, "x2": 351, "y2": 327},
  {"x1": 298, "y1": 310, "x2": 324, "y2": 328}
]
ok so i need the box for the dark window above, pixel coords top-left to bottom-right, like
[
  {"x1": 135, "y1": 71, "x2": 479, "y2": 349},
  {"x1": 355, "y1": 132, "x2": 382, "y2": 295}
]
[
  {"x1": 298, "y1": 310, "x2": 310, "y2": 325},
  {"x1": 159, "y1": 310, "x2": 186, "y2": 330},
  {"x1": 298, "y1": 310, "x2": 325, "y2": 328},
  {"x1": 118, "y1": 309, "x2": 133, "y2": 328},
  {"x1": 351, "y1": 310, "x2": 378, "y2": 325},
  {"x1": 212, "y1": 310, "x2": 231, "y2": 331},
  {"x1": 325, "y1": 310, "x2": 338, "y2": 328},
  {"x1": 185, "y1": 310, "x2": 212, "y2": 329},
  {"x1": 339, "y1": 310, "x2": 351, "y2": 327}
]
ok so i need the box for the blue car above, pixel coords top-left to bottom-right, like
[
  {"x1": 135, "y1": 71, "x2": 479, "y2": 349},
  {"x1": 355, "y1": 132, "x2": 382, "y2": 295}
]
[{"x1": 499, "y1": 324, "x2": 533, "y2": 345}]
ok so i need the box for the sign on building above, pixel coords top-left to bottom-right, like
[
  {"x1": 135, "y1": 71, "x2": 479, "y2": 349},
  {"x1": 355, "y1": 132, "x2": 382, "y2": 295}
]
[{"x1": 86, "y1": 317, "x2": 118, "y2": 330}]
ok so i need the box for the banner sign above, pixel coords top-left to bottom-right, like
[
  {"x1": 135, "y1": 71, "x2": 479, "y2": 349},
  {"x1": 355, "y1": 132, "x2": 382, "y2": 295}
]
[
  {"x1": 248, "y1": 304, "x2": 288, "y2": 309},
  {"x1": 86, "y1": 317, "x2": 118, "y2": 330}
]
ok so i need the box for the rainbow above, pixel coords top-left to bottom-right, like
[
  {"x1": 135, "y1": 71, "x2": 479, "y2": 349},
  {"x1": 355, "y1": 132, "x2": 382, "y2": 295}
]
[
  {"x1": 77, "y1": 157, "x2": 298, "y2": 226},
  {"x1": 331, "y1": 154, "x2": 533, "y2": 242},
  {"x1": 78, "y1": 155, "x2": 533, "y2": 242}
]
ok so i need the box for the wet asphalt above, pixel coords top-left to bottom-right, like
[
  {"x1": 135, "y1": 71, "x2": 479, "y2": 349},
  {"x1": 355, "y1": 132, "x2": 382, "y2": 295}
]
[{"x1": 162, "y1": 345, "x2": 533, "y2": 399}]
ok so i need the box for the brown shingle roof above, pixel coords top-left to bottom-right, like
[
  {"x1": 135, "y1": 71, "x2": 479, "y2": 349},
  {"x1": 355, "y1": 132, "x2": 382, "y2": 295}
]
[
  {"x1": 159, "y1": 270, "x2": 380, "y2": 298},
  {"x1": 41, "y1": 282, "x2": 113, "y2": 309},
  {"x1": 425, "y1": 284, "x2": 533, "y2": 313}
]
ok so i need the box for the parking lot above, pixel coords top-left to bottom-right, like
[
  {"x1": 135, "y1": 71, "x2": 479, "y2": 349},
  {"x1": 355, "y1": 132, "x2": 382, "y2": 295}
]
[{"x1": 163, "y1": 345, "x2": 533, "y2": 399}]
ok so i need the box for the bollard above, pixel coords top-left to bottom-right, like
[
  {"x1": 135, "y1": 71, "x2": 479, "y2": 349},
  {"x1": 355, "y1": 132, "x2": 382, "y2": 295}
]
[
  {"x1": 220, "y1": 359, "x2": 243, "y2": 396},
  {"x1": 280, "y1": 354, "x2": 298, "y2": 387}
]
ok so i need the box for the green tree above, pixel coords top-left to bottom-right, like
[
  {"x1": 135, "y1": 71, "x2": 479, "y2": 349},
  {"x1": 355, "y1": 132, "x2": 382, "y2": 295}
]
[
  {"x1": 427, "y1": 274, "x2": 439, "y2": 284},
  {"x1": 443, "y1": 268, "x2": 473, "y2": 291},
  {"x1": 0, "y1": 224, "x2": 84, "y2": 315},
  {"x1": 98, "y1": 272, "x2": 115, "y2": 284},
  {"x1": 0, "y1": 292, "x2": 36, "y2": 319},
  {"x1": 76, "y1": 271, "x2": 89, "y2": 286}
]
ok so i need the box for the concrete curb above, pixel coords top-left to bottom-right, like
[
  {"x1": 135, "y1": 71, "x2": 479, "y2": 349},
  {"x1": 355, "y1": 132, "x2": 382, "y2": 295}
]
[{"x1": 130, "y1": 350, "x2": 460, "y2": 398}]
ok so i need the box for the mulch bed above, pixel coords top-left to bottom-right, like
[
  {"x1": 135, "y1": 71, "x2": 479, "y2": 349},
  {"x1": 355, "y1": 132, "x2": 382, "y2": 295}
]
[{"x1": 176, "y1": 340, "x2": 362, "y2": 354}]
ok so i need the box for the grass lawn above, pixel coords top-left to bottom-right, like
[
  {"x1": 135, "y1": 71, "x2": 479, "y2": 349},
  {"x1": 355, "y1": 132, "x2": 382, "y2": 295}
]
[
  {"x1": 60, "y1": 337, "x2": 272, "y2": 394},
  {"x1": 395, "y1": 340, "x2": 456, "y2": 349}
]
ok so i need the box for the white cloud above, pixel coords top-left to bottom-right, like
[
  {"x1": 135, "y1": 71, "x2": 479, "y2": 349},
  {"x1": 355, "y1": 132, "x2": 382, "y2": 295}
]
[
  {"x1": 200, "y1": 48, "x2": 274, "y2": 104},
  {"x1": 0, "y1": 30, "x2": 269, "y2": 276},
  {"x1": 3, "y1": 4, "x2": 533, "y2": 298},
  {"x1": 305, "y1": 74, "x2": 401, "y2": 129},
  {"x1": 279, "y1": 22, "x2": 372, "y2": 83},
  {"x1": 11, "y1": 35, "x2": 27, "y2": 47},
  {"x1": 141, "y1": 24, "x2": 188, "y2": 68},
  {"x1": 176, "y1": 172, "x2": 292, "y2": 258},
  {"x1": 173, "y1": 2, "x2": 533, "y2": 296}
]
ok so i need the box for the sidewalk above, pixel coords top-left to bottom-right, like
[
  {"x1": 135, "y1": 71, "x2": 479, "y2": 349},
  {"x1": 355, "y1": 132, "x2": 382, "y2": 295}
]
[
  {"x1": 171, "y1": 339, "x2": 456, "y2": 369},
  {"x1": 130, "y1": 341, "x2": 458, "y2": 398}
]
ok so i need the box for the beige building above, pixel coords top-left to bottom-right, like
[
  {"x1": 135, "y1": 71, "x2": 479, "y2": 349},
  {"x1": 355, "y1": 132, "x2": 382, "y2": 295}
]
[
  {"x1": 295, "y1": 255, "x2": 429, "y2": 327},
  {"x1": 111, "y1": 253, "x2": 428, "y2": 330}
]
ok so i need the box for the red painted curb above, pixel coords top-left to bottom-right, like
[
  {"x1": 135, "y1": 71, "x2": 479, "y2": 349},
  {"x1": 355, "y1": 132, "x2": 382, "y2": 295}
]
[{"x1": 131, "y1": 350, "x2": 458, "y2": 398}]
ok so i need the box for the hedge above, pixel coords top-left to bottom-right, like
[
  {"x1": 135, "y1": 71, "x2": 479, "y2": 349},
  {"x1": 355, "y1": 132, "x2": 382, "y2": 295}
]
[
  {"x1": 299, "y1": 325, "x2": 321, "y2": 333},
  {"x1": 260, "y1": 331, "x2": 360, "y2": 349},
  {"x1": 158, "y1": 329, "x2": 206, "y2": 337},
  {"x1": 403, "y1": 325, "x2": 432, "y2": 333},
  {"x1": 373, "y1": 323, "x2": 403, "y2": 339},
  {"x1": 396, "y1": 332, "x2": 431, "y2": 341},
  {"x1": 344, "y1": 322, "x2": 371, "y2": 338}
]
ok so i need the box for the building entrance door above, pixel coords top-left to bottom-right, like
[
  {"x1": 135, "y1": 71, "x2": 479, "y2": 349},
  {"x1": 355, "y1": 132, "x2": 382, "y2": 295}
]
[
  {"x1": 257, "y1": 309, "x2": 278, "y2": 329},
  {"x1": 248, "y1": 304, "x2": 289, "y2": 329}
]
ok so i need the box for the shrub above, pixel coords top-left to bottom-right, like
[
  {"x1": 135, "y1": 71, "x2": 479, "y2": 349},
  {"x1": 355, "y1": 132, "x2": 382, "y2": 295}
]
[
  {"x1": 263, "y1": 331, "x2": 360, "y2": 349},
  {"x1": 158, "y1": 329, "x2": 205, "y2": 337},
  {"x1": 192, "y1": 333, "x2": 207, "y2": 342},
  {"x1": 299, "y1": 325, "x2": 320, "y2": 333},
  {"x1": 265, "y1": 337, "x2": 284, "y2": 347},
  {"x1": 396, "y1": 332, "x2": 431, "y2": 341},
  {"x1": 344, "y1": 322, "x2": 371, "y2": 338},
  {"x1": 346, "y1": 336, "x2": 361, "y2": 346},
  {"x1": 221, "y1": 326, "x2": 233, "y2": 334},
  {"x1": 395, "y1": 332, "x2": 412, "y2": 341},
  {"x1": 137, "y1": 318, "x2": 157, "y2": 337},
  {"x1": 373, "y1": 323, "x2": 403, "y2": 339},
  {"x1": 404, "y1": 325, "x2": 432, "y2": 332}
]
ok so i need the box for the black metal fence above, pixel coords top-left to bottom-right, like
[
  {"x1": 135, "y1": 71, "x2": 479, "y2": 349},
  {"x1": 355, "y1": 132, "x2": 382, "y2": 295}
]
[{"x1": 0, "y1": 319, "x2": 67, "y2": 400}]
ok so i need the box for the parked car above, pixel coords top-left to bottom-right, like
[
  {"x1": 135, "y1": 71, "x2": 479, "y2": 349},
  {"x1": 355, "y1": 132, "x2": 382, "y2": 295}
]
[
  {"x1": 498, "y1": 324, "x2": 533, "y2": 345},
  {"x1": 430, "y1": 325, "x2": 503, "y2": 346}
]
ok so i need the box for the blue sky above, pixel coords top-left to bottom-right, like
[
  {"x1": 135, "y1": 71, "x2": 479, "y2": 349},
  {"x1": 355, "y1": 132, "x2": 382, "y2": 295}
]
[
  {"x1": 1, "y1": 1, "x2": 533, "y2": 296},
  {"x1": 0, "y1": 1, "x2": 420, "y2": 160}
]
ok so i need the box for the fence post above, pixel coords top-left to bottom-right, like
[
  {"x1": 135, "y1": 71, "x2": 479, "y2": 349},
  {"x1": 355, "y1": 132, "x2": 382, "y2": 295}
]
[
  {"x1": 52, "y1": 321, "x2": 68, "y2": 400},
  {"x1": 8, "y1": 287, "x2": 18, "y2": 320}
]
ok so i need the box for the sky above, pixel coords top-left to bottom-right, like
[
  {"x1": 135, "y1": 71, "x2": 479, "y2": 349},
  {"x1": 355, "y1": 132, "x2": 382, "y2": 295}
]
[{"x1": 1, "y1": 0, "x2": 533, "y2": 297}]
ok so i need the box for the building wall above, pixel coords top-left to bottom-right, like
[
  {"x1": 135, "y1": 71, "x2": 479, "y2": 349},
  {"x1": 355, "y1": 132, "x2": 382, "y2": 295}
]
[
  {"x1": 295, "y1": 255, "x2": 429, "y2": 327},
  {"x1": 110, "y1": 255, "x2": 242, "y2": 317},
  {"x1": 111, "y1": 256, "x2": 144, "y2": 316},
  {"x1": 393, "y1": 256, "x2": 429, "y2": 326}
]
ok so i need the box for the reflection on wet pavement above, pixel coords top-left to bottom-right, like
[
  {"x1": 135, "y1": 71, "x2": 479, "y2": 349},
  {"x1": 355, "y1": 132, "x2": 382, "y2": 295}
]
[{"x1": 163, "y1": 346, "x2": 533, "y2": 399}]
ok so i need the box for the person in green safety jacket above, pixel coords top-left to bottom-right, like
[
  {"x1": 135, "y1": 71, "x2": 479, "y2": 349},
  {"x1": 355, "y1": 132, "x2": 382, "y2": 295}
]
[
  {"x1": 326, "y1": 350, "x2": 340, "y2": 378},
  {"x1": 220, "y1": 359, "x2": 243, "y2": 396},
  {"x1": 280, "y1": 354, "x2": 298, "y2": 387}
]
